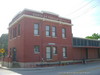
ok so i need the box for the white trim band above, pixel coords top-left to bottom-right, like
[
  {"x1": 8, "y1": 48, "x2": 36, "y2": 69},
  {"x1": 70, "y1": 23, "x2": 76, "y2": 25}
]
[{"x1": 9, "y1": 14, "x2": 73, "y2": 28}]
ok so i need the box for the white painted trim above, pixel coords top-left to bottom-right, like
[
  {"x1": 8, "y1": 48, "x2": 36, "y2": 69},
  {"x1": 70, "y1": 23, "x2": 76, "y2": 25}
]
[
  {"x1": 9, "y1": 14, "x2": 73, "y2": 28},
  {"x1": 25, "y1": 15, "x2": 73, "y2": 25},
  {"x1": 9, "y1": 14, "x2": 25, "y2": 28},
  {"x1": 41, "y1": 11, "x2": 58, "y2": 16}
]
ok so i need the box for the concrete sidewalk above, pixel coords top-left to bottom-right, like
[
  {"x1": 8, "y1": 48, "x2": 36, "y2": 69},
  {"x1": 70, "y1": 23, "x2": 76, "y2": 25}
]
[{"x1": 0, "y1": 61, "x2": 100, "y2": 71}]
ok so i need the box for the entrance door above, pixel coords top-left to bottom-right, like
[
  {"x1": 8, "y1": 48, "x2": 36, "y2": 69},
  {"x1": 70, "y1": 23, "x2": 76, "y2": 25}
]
[
  {"x1": 46, "y1": 47, "x2": 52, "y2": 59},
  {"x1": 98, "y1": 49, "x2": 100, "y2": 58},
  {"x1": 86, "y1": 48, "x2": 88, "y2": 59},
  {"x1": 12, "y1": 48, "x2": 17, "y2": 61}
]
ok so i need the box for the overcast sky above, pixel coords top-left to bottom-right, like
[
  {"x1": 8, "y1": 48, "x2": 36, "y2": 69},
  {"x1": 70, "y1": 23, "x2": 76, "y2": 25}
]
[{"x1": 0, "y1": 0, "x2": 100, "y2": 37}]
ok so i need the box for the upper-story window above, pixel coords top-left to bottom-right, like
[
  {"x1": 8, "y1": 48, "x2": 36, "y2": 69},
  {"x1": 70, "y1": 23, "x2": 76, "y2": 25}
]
[
  {"x1": 62, "y1": 28, "x2": 66, "y2": 38},
  {"x1": 52, "y1": 26, "x2": 56, "y2": 37},
  {"x1": 9, "y1": 30, "x2": 12, "y2": 39},
  {"x1": 13, "y1": 28, "x2": 14, "y2": 38},
  {"x1": 18, "y1": 24, "x2": 20, "y2": 36},
  {"x1": 34, "y1": 24, "x2": 39, "y2": 35},
  {"x1": 15, "y1": 27, "x2": 17, "y2": 37},
  {"x1": 46, "y1": 26, "x2": 50, "y2": 36},
  {"x1": 13, "y1": 28, "x2": 17, "y2": 38}
]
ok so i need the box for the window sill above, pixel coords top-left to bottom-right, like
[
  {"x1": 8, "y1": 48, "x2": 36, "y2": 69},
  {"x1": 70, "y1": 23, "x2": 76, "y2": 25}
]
[
  {"x1": 52, "y1": 37, "x2": 57, "y2": 38},
  {"x1": 63, "y1": 57, "x2": 67, "y2": 58},
  {"x1": 46, "y1": 59, "x2": 52, "y2": 60},
  {"x1": 12, "y1": 37, "x2": 17, "y2": 40},
  {"x1": 34, "y1": 35, "x2": 40, "y2": 36},
  {"x1": 34, "y1": 52, "x2": 40, "y2": 54},
  {"x1": 17, "y1": 36, "x2": 21, "y2": 37},
  {"x1": 46, "y1": 36, "x2": 51, "y2": 37},
  {"x1": 62, "y1": 38, "x2": 66, "y2": 39},
  {"x1": 9, "y1": 36, "x2": 21, "y2": 41},
  {"x1": 53, "y1": 54, "x2": 57, "y2": 55}
]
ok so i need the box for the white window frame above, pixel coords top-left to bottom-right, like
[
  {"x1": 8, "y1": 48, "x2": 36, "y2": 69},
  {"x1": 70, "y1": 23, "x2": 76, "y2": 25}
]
[
  {"x1": 46, "y1": 47, "x2": 52, "y2": 59},
  {"x1": 46, "y1": 26, "x2": 50, "y2": 36},
  {"x1": 34, "y1": 45, "x2": 40, "y2": 53},
  {"x1": 34, "y1": 24, "x2": 39, "y2": 35},
  {"x1": 52, "y1": 26, "x2": 56, "y2": 37},
  {"x1": 62, "y1": 28, "x2": 66, "y2": 38},
  {"x1": 53, "y1": 47, "x2": 57, "y2": 54},
  {"x1": 63, "y1": 47, "x2": 67, "y2": 57}
]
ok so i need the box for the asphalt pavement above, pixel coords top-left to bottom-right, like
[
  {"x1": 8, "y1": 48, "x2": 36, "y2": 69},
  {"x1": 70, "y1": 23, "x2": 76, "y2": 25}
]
[{"x1": 0, "y1": 61, "x2": 100, "y2": 75}]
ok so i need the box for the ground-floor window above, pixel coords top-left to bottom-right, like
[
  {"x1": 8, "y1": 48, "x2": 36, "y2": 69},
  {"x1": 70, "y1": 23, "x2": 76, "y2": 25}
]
[
  {"x1": 63, "y1": 47, "x2": 67, "y2": 58},
  {"x1": 53, "y1": 47, "x2": 57, "y2": 54},
  {"x1": 34, "y1": 45, "x2": 40, "y2": 53}
]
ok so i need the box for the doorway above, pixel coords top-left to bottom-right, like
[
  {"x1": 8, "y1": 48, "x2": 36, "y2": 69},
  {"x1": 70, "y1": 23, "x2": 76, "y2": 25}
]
[
  {"x1": 12, "y1": 48, "x2": 17, "y2": 61},
  {"x1": 98, "y1": 49, "x2": 100, "y2": 58},
  {"x1": 86, "y1": 48, "x2": 88, "y2": 59}
]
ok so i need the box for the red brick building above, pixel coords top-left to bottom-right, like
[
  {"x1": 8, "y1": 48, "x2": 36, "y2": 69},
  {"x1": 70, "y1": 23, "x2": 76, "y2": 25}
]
[{"x1": 4, "y1": 9, "x2": 100, "y2": 67}]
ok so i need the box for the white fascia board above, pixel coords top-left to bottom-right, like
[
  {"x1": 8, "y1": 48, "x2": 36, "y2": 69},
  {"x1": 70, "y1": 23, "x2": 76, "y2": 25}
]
[{"x1": 9, "y1": 14, "x2": 73, "y2": 28}]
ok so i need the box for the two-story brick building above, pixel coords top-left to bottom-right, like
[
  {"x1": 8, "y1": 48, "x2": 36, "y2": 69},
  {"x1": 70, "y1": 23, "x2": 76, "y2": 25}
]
[{"x1": 3, "y1": 9, "x2": 100, "y2": 67}]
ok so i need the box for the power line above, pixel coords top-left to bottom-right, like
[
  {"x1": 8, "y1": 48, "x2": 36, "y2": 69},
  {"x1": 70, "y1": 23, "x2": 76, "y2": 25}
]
[
  {"x1": 66, "y1": 0, "x2": 94, "y2": 16},
  {"x1": 71, "y1": 3, "x2": 99, "y2": 20}
]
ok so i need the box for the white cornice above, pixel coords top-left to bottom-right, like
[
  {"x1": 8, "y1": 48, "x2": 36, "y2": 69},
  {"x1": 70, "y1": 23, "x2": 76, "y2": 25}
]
[
  {"x1": 9, "y1": 14, "x2": 73, "y2": 28},
  {"x1": 9, "y1": 15, "x2": 25, "y2": 28}
]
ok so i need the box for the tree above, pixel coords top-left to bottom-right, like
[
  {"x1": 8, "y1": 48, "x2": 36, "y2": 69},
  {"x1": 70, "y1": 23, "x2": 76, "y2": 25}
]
[
  {"x1": 0, "y1": 34, "x2": 8, "y2": 57},
  {"x1": 86, "y1": 33, "x2": 100, "y2": 40}
]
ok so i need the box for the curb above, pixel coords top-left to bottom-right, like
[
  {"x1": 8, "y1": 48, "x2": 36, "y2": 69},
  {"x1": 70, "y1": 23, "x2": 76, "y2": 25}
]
[{"x1": 0, "y1": 66, "x2": 55, "y2": 71}]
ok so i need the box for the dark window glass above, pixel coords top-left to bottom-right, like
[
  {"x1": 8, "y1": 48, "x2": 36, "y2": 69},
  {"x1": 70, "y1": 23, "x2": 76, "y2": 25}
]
[
  {"x1": 18, "y1": 24, "x2": 20, "y2": 35},
  {"x1": 13, "y1": 27, "x2": 17, "y2": 38},
  {"x1": 15, "y1": 27, "x2": 17, "y2": 37},
  {"x1": 9, "y1": 30, "x2": 12, "y2": 39},
  {"x1": 34, "y1": 46, "x2": 40, "y2": 53}
]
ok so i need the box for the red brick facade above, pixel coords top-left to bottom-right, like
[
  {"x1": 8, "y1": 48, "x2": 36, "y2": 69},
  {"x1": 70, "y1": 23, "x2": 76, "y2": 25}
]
[
  {"x1": 72, "y1": 48, "x2": 99, "y2": 60},
  {"x1": 6, "y1": 9, "x2": 100, "y2": 67}
]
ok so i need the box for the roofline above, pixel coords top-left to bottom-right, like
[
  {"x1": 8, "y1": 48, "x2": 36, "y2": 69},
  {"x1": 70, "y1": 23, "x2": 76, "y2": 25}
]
[
  {"x1": 73, "y1": 37, "x2": 100, "y2": 41},
  {"x1": 9, "y1": 14, "x2": 73, "y2": 28},
  {"x1": 23, "y1": 8, "x2": 42, "y2": 14}
]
